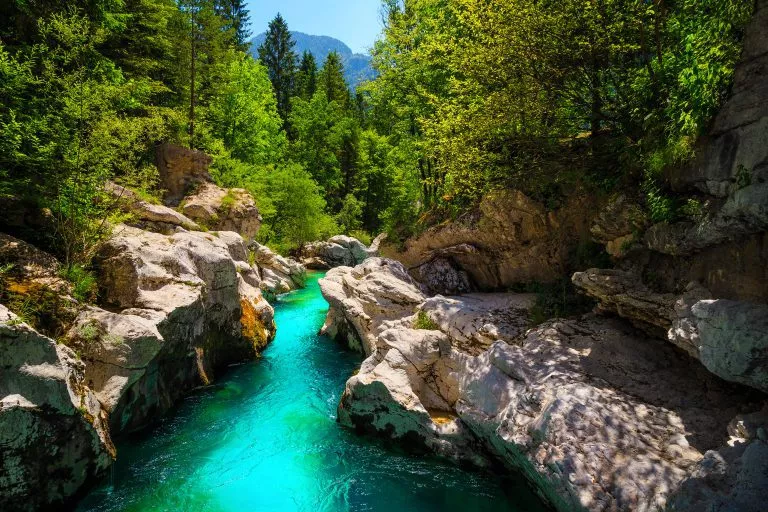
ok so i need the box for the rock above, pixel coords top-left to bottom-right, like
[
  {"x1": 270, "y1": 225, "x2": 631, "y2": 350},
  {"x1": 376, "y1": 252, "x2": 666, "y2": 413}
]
[
  {"x1": 319, "y1": 258, "x2": 426, "y2": 354},
  {"x1": 571, "y1": 268, "x2": 676, "y2": 336},
  {"x1": 301, "y1": 235, "x2": 378, "y2": 269},
  {"x1": 156, "y1": 143, "x2": 213, "y2": 205},
  {"x1": 0, "y1": 233, "x2": 69, "y2": 293},
  {"x1": 0, "y1": 233, "x2": 79, "y2": 336},
  {"x1": 590, "y1": 195, "x2": 648, "y2": 258},
  {"x1": 67, "y1": 226, "x2": 275, "y2": 434},
  {"x1": 249, "y1": 242, "x2": 306, "y2": 299},
  {"x1": 574, "y1": 268, "x2": 768, "y2": 394},
  {"x1": 420, "y1": 293, "x2": 534, "y2": 354},
  {"x1": 385, "y1": 190, "x2": 598, "y2": 290},
  {"x1": 181, "y1": 183, "x2": 262, "y2": 240},
  {"x1": 668, "y1": 440, "x2": 768, "y2": 512},
  {"x1": 105, "y1": 182, "x2": 200, "y2": 232},
  {"x1": 671, "y1": 298, "x2": 768, "y2": 393},
  {"x1": 368, "y1": 232, "x2": 388, "y2": 253},
  {"x1": 323, "y1": 259, "x2": 765, "y2": 511},
  {"x1": 409, "y1": 257, "x2": 473, "y2": 295},
  {"x1": 0, "y1": 305, "x2": 113, "y2": 511}
]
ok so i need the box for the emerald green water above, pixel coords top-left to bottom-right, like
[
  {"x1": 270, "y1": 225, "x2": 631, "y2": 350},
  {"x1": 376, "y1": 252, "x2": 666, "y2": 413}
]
[{"x1": 78, "y1": 272, "x2": 545, "y2": 512}]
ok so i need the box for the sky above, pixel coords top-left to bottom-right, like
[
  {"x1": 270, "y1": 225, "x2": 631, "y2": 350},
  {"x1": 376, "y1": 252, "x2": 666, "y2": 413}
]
[{"x1": 246, "y1": 0, "x2": 384, "y2": 54}]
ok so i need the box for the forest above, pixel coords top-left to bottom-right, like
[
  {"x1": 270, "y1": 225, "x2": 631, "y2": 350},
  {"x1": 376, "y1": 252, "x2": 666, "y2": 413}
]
[{"x1": 0, "y1": 0, "x2": 752, "y2": 268}]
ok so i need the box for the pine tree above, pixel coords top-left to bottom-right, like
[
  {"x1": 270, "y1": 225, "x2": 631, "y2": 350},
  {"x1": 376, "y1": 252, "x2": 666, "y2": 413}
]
[
  {"x1": 295, "y1": 51, "x2": 318, "y2": 100},
  {"x1": 215, "y1": 0, "x2": 250, "y2": 51},
  {"x1": 258, "y1": 13, "x2": 297, "y2": 123},
  {"x1": 318, "y1": 51, "x2": 349, "y2": 105}
]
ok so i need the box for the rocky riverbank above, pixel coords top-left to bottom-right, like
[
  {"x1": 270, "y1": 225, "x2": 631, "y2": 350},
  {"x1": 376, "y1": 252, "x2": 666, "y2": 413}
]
[
  {"x1": 319, "y1": 258, "x2": 768, "y2": 511},
  {"x1": 0, "y1": 144, "x2": 306, "y2": 510}
]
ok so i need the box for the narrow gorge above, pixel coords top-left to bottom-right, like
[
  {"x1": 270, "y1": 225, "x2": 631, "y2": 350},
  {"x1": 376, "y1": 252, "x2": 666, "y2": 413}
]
[{"x1": 2, "y1": 0, "x2": 768, "y2": 511}]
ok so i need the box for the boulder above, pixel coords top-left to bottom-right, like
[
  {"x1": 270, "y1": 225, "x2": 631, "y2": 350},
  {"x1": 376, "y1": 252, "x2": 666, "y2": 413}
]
[
  {"x1": 106, "y1": 181, "x2": 200, "y2": 232},
  {"x1": 156, "y1": 143, "x2": 213, "y2": 205},
  {"x1": 249, "y1": 242, "x2": 306, "y2": 300},
  {"x1": 671, "y1": 298, "x2": 768, "y2": 393},
  {"x1": 301, "y1": 235, "x2": 379, "y2": 269},
  {"x1": 668, "y1": 440, "x2": 768, "y2": 512},
  {"x1": 573, "y1": 268, "x2": 768, "y2": 393},
  {"x1": 321, "y1": 259, "x2": 766, "y2": 512},
  {"x1": 181, "y1": 183, "x2": 262, "y2": 240},
  {"x1": 409, "y1": 257, "x2": 473, "y2": 295},
  {"x1": 0, "y1": 305, "x2": 113, "y2": 511},
  {"x1": 67, "y1": 226, "x2": 275, "y2": 434},
  {"x1": 319, "y1": 258, "x2": 425, "y2": 354}
]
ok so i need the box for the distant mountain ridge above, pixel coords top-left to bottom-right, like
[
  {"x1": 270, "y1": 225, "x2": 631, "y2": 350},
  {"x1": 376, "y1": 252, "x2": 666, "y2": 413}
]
[{"x1": 251, "y1": 31, "x2": 376, "y2": 90}]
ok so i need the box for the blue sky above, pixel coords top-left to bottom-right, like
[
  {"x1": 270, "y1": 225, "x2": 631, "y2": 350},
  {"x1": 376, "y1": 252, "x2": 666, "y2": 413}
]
[{"x1": 246, "y1": 0, "x2": 383, "y2": 54}]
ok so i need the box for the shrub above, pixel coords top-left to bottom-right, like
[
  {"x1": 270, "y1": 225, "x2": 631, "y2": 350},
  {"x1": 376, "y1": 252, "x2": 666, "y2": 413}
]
[
  {"x1": 60, "y1": 265, "x2": 98, "y2": 303},
  {"x1": 414, "y1": 310, "x2": 439, "y2": 330}
]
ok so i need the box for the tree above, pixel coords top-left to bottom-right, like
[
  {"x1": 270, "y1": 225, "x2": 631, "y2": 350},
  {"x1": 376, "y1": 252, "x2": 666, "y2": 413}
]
[
  {"x1": 295, "y1": 51, "x2": 318, "y2": 99},
  {"x1": 257, "y1": 13, "x2": 297, "y2": 123},
  {"x1": 318, "y1": 51, "x2": 350, "y2": 104},
  {"x1": 215, "y1": 0, "x2": 251, "y2": 51},
  {"x1": 336, "y1": 193, "x2": 363, "y2": 234},
  {"x1": 207, "y1": 53, "x2": 286, "y2": 165},
  {"x1": 253, "y1": 163, "x2": 337, "y2": 251}
]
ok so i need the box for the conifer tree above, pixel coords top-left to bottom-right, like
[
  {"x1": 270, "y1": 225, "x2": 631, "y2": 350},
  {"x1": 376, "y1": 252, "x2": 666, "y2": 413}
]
[
  {"x1": 318, "y1": 51, "x2": 349, "y2": 105},
  {"x1": 295, "y1": 51, "x2": 318, "y2": 100},
  {"x1": 215, "y1": 0, "x2": 251, "y2": 51},
  {"x1": 257, "y1": 13, "x2": 297, "y2": 123}
]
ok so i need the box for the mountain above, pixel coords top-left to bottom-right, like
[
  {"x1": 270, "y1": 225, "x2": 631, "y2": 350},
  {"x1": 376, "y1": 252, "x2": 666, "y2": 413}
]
[{"x1": 251, "y1": 31, "x2": 376, "y2": 90}]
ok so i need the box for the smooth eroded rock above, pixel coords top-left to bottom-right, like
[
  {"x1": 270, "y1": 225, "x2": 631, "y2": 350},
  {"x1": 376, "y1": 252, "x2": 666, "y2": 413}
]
[
  {"x1": 67, "y1": 226, "x2": 275, "y2": 434},
  {"x1": 0, "y1": 305, "x2": 113, "y2": 511}
]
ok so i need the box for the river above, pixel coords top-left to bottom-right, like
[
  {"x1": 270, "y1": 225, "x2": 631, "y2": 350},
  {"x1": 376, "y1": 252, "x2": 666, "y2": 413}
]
[{"x1": 77, "y1": 272, "x2": 545, "y2": 511}]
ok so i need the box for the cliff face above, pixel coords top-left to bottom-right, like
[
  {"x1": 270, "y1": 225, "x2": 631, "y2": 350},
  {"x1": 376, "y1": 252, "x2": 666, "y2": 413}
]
[
  {"x1": 0, "y1": 306, "x2": 113, "y2": 511},
  {"x1": 383, "y1": 190, "x2": 598, "y2": 294}
]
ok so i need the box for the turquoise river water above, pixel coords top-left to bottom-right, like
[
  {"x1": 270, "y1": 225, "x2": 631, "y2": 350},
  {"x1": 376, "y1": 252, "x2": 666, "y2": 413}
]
[{"x1": 78, "y1": 272, "x2": 546, "y2": 512}]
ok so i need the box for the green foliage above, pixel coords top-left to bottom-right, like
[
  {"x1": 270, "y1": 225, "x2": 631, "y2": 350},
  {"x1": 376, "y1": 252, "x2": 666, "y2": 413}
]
[
  {"x1": 207, "y1": 52, "x2": 286, "y2": 165},
  {"x1": 336, "y1": 194, "x2": 364, "y2": 235},
  {"x1": 414, "y1": 310, "x2": 438, "y2": 330},
  {"x1": 60, "y1": 264, "x2": 98, "y2": 303},
  {"x1": 232, "y1": 162, "x2": 338, "y2": 252},
  {"x1": 366, "y1": 0, "x2": 752, "y2": 220}
]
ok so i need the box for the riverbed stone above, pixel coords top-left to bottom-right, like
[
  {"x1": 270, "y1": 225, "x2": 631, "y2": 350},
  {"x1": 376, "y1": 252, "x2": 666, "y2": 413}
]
[
  {"x1": 301, "y1": 235, "x2": 379, "y2": 269},
  {"x1": 249, "y1": 241, "x2": 306, "y2": 299}
]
